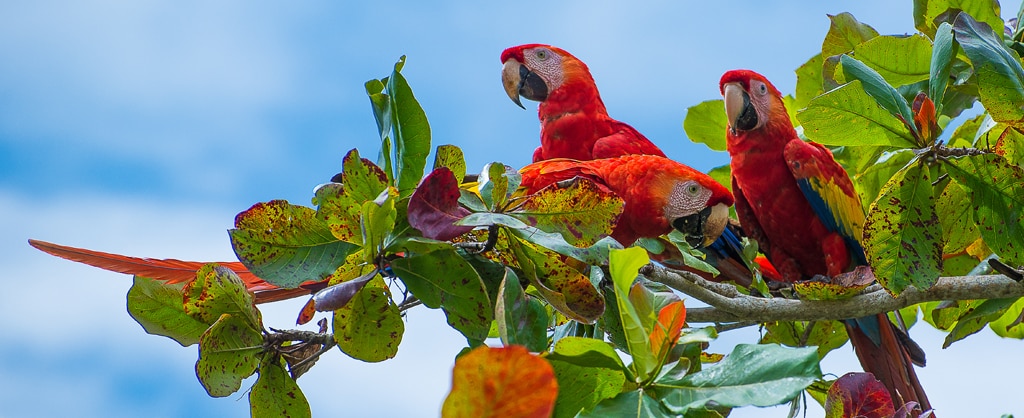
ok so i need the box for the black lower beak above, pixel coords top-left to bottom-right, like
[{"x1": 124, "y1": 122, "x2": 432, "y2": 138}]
[
  {"x1": 672, "y1": 206, "x2": 712, "y2": 249},
  {"x1": 734, "y1": 91, "x2": 758, "y2": 132},
  {"x1": 518, "y1": 64, "x2": 548, "y2": 102}
]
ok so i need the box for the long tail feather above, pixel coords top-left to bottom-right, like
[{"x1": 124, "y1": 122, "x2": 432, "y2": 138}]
[
  {"x1": 847, "y1": 314, "x2": 931, "y2": 412},
  {"x1": 28, "y1": 239, "x2": 276, "y2": 292}
]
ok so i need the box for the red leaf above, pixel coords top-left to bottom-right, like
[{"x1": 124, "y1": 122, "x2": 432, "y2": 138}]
[
  {"x1": 442, "y1": 345, "x2": 557, "y2": 418},
  {"x1": 649, "y1": 300, "x2": 687, "y2": 363},
  {"x1": 824, "y1": 372, "x2": 895, "y2": 418},
  {"x1": 408, "y1": 167, "x2": 473, "y2": 241}
]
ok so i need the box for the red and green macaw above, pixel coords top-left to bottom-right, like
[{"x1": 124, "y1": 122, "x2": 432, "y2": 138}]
[
  {"x1": 500, "y1": 44, "x2": 666, "y2": 162},
  {"x1": 720, "y1": 69, "x2": 929, "y2": 409},
  {"x1": 518, "y1": 154, "x2": 732, "y2": 249}
]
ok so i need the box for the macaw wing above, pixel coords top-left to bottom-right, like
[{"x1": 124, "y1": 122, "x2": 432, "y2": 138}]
[
  {"x1": 517, "y1": 158, "x2": 611, "y2": 195},
  {"x1": 591, "y1": 121, "x2": 666, "y2": 159},
  {"x1": 783, "y1": 140, "x2": 867, "y2": 264}
]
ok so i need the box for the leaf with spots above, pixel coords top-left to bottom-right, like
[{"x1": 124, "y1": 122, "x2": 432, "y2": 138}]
[
  {"x1": 944, "y1": 154, "x2": 1024, "y2": 266},
  {"x1": 433, "y1": 144, "x2": 466, "y2": 184},
  {"x1": 683, "y1": 99, "x2": 728, "y2": 152},
  {"x1": 761, "y1": 319, "x2": 849, "y2": 359},
  {"x1": 936, "y1": 179, "x2": 980, "y2": 254},
  {"x1": 183, "y1": 264, "x2": 262, "y2": 329},
  {"x1": 953, "y1": 12, "x2": 1024, "y2": 128},
  {"x1": 793, "y1": 266, "x2": 875, "y2": 301},
  {"x1": 389, "y1": 248, "x2": 493, "y2": 344},
  {"x1": 995, "y1": 126, "x2": 1024, "y2": 166},
  {"x1": 915, "y1": 0, "x2": 1004, "y2": 40},
  {"x1": 441, "y1": 345, "x2": 558, "y2": 418},
  {"x1": 332, "y1": 275, "x2": 403, "y2": 362},
  {"x1": 195, "y1": 313, "x2": 262, "y2": 397},
  {"x1": 942, "y1": 297, "x2": 1018, "y2": 348},
  {"x1": 408, "y1": 167, "x2": 473, "y2": 241},
  {"x1": 127, "y1": 275, "x2": 211, "y2": 347},
  {"x1": 230, "y1": 200, "x2": 358, "y2": 288},
  {"x1": 250, "y1": 355, "x2": 311, "y2": 418},
  {"x1": 545, "y1": 337, "x2": 627, "y2": 418},
  {"x1": 506, "y1": 231, "x2": 605, "y2": 325},
  {"x1": 517, "y1": 177, "x2": 623, "y2": 246},
  {"x1": 314, "y1": 149, "x2": 389, "y2": 244},
  {"x1": 863, "y1": 163, "x2": 942, "y2": 295},
  {"x1": 495, "y1": 268, "x2": 548, "y2": 352},
  {"x1": 823, "y1": 372, "x2": 894, "y2": 418}
]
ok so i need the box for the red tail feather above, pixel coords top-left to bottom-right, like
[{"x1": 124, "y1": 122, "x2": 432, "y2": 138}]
[
  {"x1": 847, "y1": 314, "x2": 931, "y2": 413},
  {"x1": 28, "y1": 239, "x2": 277, "y2": 292}
]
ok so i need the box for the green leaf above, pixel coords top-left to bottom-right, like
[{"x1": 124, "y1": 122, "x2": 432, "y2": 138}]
[
  {"x1": 707, "y1": 164, "x2": 732, "y2": 192},
  {"x1": 944, "y1": 154, "x2": 1024, "y2": 265},
  {"x1": 628, "y1": 279, "x2": 681, "y2": 334},
  {"x1": 853, "y1": 34, "x2": 934, "y2": 87},
  {"x1": 798, "y1": 80, "x2": 918, "y2": 148},
  {"x1": 954, "y1": 12, "x2": 1024, "y2": 127},
  {"x1": 183, "y1": 264, "x2": 261, "y2": 328},
  {"x1": 496, "y1": 268, "x2": 548, "y2": 352},
  {"x1": 509, "y1": 227, "x2": 621, "y2": 266},
  {"x1": 795, "y1": 54, "x2": 825, "y2": 110},
  {"x1": 387, "y1": 57, "x2": 432, "y2": 198},
  {"x1": 609, "y1": 247, "x2": 656, "y2": 382},
  {"x1": 863, "y1": 162, "x2": 943, "y2": 294},
  {"x1": 852, "y1": 149, "x2": 915, "y2": 210},
  {"x1": 517, "y1": 176, "x2": 624, "y2": 246},
  {"x1": 657, "y1": 344, "x2": 821, "y2": 413},
  {"x1": 989, "y1": 297, "x2": 1024, "y2": 338},
  {"x1": 683, "y1": 100, "x2": 728, "y2": 151},
  {"x1": 506, "y1": 232, "x2": 606, "y2": 324},
  {"x1": 478, "y1": 162, "x2": 520, "y2": 211},
  {"x1": 822, "y1": 12, "x2": 879, "y2": 58},
  {"x1": 761, "y1": 320, "x2": 849, "y2": 359},
  {"x1": 195, "y1": 313, "x2": 262, "y2": 397},
  {"x1": 433, "y1": 144, "x2": 467, "y2": 184},
  {"x1": 931, "y1": 22, "x2": 957, "y2": 112},
  {"x1": 840, "y1": 55, "x2": 919, "y2": 140},
  {"x1": 995, "y1": 125, "x2": 1024, "y2": 165},
  {"x1": 943, "y1": 297, "x2": 1018, "y2": 347},
  {"x1": 546, "y1": 337, "x2": 627, "y2": 418},
  {"x1": 389, "y1": 248, "x2": 493, "y2": 344},
  {"x1": 127, "y1": 276, "x2": 210, "y2": 347},
  {"x1": 915, "y1": 0, "x2": 1003, "y2": 40},
  {"x1": 365, "y1": 79, "x2": 393, "y2": 177},
  {"x1": 231, "y1": 200, "x2": 358, "y2": 288},
  {"x1": 359, "y1": 189, "x2": 398, "y2": 262},
  {"x1": 333, "y1": 275, "x2": 403, "y2": 362},
  {"x1": 250, "y1": 356, "x2": 311, "y2": 418},
  {"x1": 580, "y1": 390, "x2": 675, "y2": 418},
  {"x1": 937, "y1": 179, "x2": 980, "y2": 254}
]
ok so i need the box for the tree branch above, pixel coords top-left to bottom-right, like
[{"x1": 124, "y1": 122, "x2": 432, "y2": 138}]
[{"x1": 641, "y1": 264, "x2": 1024, "y2": 323}]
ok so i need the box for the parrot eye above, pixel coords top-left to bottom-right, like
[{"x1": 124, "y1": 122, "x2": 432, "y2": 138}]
[
  {"x1": 686, "y1": 183, "x2": 700, "y2": 195},
  {"x1": 757, "y1": 83, "x2": 768, "y2": 95},
  {"x1": 535, "y1": 49, "x2": 548, "y2": 60}
]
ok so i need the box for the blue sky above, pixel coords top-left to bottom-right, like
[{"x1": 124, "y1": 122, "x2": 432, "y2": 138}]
[{"x1": 2, "y1": 1, "x2": 1021, "y2": 416}]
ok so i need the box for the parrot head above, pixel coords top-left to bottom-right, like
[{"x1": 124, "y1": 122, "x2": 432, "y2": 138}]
[
  {"x1": 719, "y1": 70, "x2": 789, "y2": 136},
  {"x1": 500, "y1": 44, "x2": 593, "y2": 109},
  {"x1": 656, "y1": 171, "x2": 733, "y2": 249}
]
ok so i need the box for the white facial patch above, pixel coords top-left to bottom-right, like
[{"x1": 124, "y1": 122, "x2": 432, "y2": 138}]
[
  {"x1": 525, "y1": 47, "x2": 565, "y2": 91},
  {"x1": 664, "y1": 180, "x2": 712, "y2": 220}
]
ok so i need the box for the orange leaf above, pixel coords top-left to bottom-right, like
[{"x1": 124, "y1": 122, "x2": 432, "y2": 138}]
[
  {"x1": 649, "y1": 300, "x2": 687, "y2": 363},
  {"x1": 442, "y1": 345, "x2": 557, "y2": 418}
]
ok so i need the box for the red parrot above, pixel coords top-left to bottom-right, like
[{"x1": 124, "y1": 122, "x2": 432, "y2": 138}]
[
  {"x1": 28, "y1": 239, "x2": 317, "y2": 304},
  {"x1": 720, "y1": 69, "x2": 929, "y2": 409},
  {"x1": 500, "y1": 44, "x2": 666, "y2": 162},
  {"x1": 519, "y1": 154, "x2": 732, "y2": 248}
]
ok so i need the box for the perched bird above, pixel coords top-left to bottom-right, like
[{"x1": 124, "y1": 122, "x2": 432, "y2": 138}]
[
  {"x1": 720, "y1": 69, "x2": 929, "y2": 409},
  {"x1": 518, "y1": 154, "x2": 732, "y2": 248},
  {"x1": 500, "y1": 44, "x2": 666, "y2": 162}
]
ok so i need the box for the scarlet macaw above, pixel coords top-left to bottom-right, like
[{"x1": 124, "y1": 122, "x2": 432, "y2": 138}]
[
  {"x1": 518, "y1": 154, "x2": 732, "y2": 249},
  {"x1": 500, "y1": 44, "x2": 666, "y2": 162},
  {"x1": 720, "y1": 69, "x2": 929, "y2": 409}
]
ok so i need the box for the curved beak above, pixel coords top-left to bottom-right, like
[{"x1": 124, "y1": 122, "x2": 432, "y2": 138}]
[
  {"x1": 671, "y1": 203, "x2": 730, "y2": 249},
  {"x1": 501, "y1": 59, "x2": 548, "y2": 109},
  {"x1": 723, "y1": 83, "x2": 758, "y2": 134}
]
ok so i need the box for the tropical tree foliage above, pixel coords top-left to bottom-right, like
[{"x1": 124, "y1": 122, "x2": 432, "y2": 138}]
[{"x1": 32, "y1": 1, "x2": 1024, "y2": 417}]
